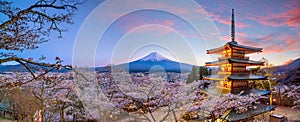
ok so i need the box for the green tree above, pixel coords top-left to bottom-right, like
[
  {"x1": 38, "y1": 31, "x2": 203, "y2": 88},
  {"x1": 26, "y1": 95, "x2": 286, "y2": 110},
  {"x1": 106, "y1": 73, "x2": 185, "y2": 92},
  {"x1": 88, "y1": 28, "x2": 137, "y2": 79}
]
[
  {"x1": 199, "y1": 66, "x2": 210, "y2": 80},
  {"x1": 187, "y1": 66, "x2": 211, "y2": 84},
  {"x1": 187, "y1": 66, "x2": 198, "y2": 84}
]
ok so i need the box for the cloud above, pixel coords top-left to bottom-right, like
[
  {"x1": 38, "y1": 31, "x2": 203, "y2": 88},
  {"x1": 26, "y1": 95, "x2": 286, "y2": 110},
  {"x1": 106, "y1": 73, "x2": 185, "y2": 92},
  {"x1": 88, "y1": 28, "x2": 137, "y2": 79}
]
[
  {"x1": 237, "y1": 32, "x2": 247, "y2": 37},
  {"x1": 221, "y1": 36, "x2": 231, "y2": 41},
  {"x1": 117, "y1": 14, "x2": 176, "y2": 32},
  {"x1": 247, "y1": 2, "x2": 300, "y2": 28},
  {"x1": 207, "y1": 11, "x2": 250, "y2": 28},
  {"x1": 221, "y1": 32, "x2": 247, "y2": 41},
  {"x1": 284, "y1": 59, "x2": 294, "y2": 65},
  {"x1": 236, "y1": 33, "x2": 300, "y2": 54},
  {"x1": 130, "y1": 24, "x2": 174, "y2": 34}
]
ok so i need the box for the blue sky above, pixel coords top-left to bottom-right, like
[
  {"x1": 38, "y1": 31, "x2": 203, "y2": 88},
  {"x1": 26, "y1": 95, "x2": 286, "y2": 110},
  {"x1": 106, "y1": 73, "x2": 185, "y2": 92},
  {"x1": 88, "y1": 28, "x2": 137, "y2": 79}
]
[{"x1": 2, "y1": 0, "x2": 300, "y2": 66}]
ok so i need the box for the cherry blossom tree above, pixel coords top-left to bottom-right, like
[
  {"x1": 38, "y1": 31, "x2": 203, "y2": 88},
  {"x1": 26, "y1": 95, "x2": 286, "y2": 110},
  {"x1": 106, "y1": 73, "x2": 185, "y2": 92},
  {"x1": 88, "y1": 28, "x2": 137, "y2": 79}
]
[
  {"x1": 0, "y1": 0, "x2": 83, "y2": 87},
  {"x1": 70, "y1": 65, "x2": 267, "y2": 121},
  {"x1": 283, "y1": 85, "x2": 300, "y2": 113}
]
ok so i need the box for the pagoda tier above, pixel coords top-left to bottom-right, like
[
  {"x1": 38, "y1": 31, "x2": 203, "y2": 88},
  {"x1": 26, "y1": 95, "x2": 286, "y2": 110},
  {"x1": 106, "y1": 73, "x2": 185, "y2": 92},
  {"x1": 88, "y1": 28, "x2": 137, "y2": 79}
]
[
  {"x1": 202, "y1": 85, "x2": 270, "y2": 96},
  {"x1": 207, "y1": 41, "x2": 262, "y2": 54},
  {"x1": 206, "y1": 58, "x2": 264, "y2": 66},
  {"x1": 205, "y1": 73, "x2": 267, "y2": 81}
]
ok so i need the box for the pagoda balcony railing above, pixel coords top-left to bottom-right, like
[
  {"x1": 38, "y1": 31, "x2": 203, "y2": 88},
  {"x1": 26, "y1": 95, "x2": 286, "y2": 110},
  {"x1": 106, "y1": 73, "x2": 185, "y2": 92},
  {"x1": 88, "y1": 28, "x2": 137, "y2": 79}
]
[{"x1": 218, "y1": 71, "x2": 231, "y2": 75}]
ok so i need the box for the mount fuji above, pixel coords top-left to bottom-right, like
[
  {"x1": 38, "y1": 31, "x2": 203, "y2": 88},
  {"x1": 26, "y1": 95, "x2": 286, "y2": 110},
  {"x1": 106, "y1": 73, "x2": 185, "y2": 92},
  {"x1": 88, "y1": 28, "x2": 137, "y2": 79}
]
[
  {"x1": 138, "y1": 52, "x2": 171, "y2": 62},
  {"x1": 124, "y1": 52, "x2": 193, "y2": 72},
  {"x1": 0, "y1": 52, "x2": 194, "y2": 73}
]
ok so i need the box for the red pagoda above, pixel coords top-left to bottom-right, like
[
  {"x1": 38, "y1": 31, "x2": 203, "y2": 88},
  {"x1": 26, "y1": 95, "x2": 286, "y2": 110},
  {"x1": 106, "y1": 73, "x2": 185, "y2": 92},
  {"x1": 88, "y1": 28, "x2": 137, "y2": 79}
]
[
  {"x1": 204, "y1": 9, "x2": 275, "y2": 121},
  {"x1": 204, "y1": 9, "x2": 269, "y2": 95}
]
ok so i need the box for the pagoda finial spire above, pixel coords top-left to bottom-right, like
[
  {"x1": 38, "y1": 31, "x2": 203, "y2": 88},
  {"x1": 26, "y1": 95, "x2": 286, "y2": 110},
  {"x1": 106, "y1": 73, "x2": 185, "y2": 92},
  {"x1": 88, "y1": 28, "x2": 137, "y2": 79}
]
[{"x1": 231, "y1": 9, "x2": 236, "y2": 43}]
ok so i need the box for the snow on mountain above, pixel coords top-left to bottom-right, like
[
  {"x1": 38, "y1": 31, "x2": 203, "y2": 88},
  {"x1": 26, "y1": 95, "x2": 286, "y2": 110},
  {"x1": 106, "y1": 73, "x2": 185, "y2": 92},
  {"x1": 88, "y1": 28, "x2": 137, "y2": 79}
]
[
  {"x1": 138, "y1": 52, "x2": 171, "y2": 61},
  {"x1": 126, "y1": 52, "x2": 193, "y2": 73}
]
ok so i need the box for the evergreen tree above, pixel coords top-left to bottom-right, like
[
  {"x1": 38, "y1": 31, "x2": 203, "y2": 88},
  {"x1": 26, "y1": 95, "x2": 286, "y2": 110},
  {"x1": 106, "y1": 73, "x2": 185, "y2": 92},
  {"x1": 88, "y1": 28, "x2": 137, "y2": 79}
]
[
  {"x1": 199, "y1": 66, "x2": 209, "y2": 80},
  {"x1": 187, "y1": 66, "x2": 198, "y2": 84},
  {"x1": 187, "y1": 66, "x2": 211, "y2": 83}
]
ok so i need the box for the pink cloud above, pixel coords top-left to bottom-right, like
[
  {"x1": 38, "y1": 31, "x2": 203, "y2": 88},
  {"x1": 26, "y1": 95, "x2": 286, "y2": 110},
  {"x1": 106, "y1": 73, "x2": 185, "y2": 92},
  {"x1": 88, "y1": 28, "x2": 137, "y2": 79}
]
[
  {"x1": 237, "y1": 32, "x2": 247, "y2": 37},
  {"x1": 221, "y1": 34, "x2": 295, "y2": 55},
  {"x1": 261, "y1": 34, "x2": 299, "y2": 54},
  {"x1": 284, "y1": 59, "x2": 294, "y2": 65},
  {"x1": 195, "y1": 8, "x2": 206, "y2": 14},
  {"x1": 234, "y1": 32, "x2": 300, "y2": 54},
  {"x1": 206, "y1": 11, "x2": 250, "y2": 28},
  {"x1": 162, "y1": 20, "x2": 175, "y2": 27},
  {"x1": 119, "y1": 16, "x2": 175, "y2": 32},
  {"x1": 248, "y1": 6, "x2": 300, "y2": 28},
  {"x1": 237, "y1": 37, "x2": 259, "y2": 47},
  {"x1": 131, "y1": 25, "x2": 174, "y2": 34},
  {"x1": 221, "y1": 36, "x2": 231, "y2": 41},
  {"x1": 221, "y1": 32, "x2": 247, "y2": 41}
]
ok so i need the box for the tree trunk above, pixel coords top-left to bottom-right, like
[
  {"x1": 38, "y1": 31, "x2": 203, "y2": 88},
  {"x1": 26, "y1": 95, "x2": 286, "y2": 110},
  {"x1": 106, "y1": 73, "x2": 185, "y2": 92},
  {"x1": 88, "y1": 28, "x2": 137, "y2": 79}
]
[
  {"x1": 60, "y1": 107, "x2": 64, "y2": 122},
  {"x1": 278, "y1": 88, "x2": 281, "y2": 105},
  {"x1": 72, "y1": 114, "x2": 76, "y2": 122},
  {"x1": 172, "y1": 110, "x2": 178, "y2": 122}
]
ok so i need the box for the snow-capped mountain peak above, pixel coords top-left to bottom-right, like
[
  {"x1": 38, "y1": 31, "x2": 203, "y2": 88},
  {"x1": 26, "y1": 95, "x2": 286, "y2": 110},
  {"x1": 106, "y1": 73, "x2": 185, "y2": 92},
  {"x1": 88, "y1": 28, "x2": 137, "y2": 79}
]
[{"x1": 139, "y1": 52, "x2": 169, "y2": 61}]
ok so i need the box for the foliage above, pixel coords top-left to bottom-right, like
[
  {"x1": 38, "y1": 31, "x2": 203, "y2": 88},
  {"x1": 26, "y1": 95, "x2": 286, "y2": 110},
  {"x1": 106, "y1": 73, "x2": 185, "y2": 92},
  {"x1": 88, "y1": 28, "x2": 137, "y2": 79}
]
[
  {"x1": 187, "y1": 66, "x2": 199, "y2": 84},
  {"x1": 187, "y1": 66, "x2": 211, "y2": 84},
  {"x1": 199, "y1": 66, "x2": 211, "y2": 80}
]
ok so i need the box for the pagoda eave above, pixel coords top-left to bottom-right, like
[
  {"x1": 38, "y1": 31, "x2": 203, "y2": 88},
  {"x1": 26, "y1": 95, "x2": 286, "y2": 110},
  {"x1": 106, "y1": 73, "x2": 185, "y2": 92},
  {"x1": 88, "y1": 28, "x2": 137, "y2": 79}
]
[
  {"x1": 228, "y1": 58, "x2": 264, "y2": 65},
  {"x1": 204, "y1": 74, "x2": 267, "y2": 81},
  {"x1": 228, "y1": 73, "x2": 267, "y2": 80},
  {"x1": 205, "y1": 58, "x2": 264, "y2": 66},
  {"x1": 207, "y1": 43, "x2": 231, "y2": 54},
  {"x1": 202, "y1": 86, "x2": 271, "y2": 96},
  {"x1": 207, "y1": 42, "x2": 263, "y2": 54},
  {"x1": 220, "y1": 104, "x2": 275, "y2": 122},
  {"x1": 229, "y1": 41, "x2": 263, "y2": 53},
  {"x1": 207, "y1": 48, "x2": 225, "y2": 54},
  {"x1": 231, "y1": 88, "x2": 271, "y2": 96}
]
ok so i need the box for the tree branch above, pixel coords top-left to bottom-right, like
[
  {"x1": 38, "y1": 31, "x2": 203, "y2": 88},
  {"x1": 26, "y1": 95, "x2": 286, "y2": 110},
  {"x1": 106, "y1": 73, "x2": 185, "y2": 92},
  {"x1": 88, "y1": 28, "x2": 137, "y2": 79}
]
[
  {"x1": 15, "y1": 59, "x2": 37, "y2": 79},
  {"x1": 0, "y1": 2, "x2": 76, "y2": 30}
]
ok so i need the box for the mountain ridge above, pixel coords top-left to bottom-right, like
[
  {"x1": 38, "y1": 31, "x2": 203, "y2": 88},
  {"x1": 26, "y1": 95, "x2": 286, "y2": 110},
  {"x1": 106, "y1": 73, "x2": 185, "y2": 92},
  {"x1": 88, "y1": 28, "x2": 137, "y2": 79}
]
[
  {"x1": 124, "y1": 52, "x2": 193, "y2": 72},
  {"x1": 276, "y1": 58, "x2": 300, "y2": 84},
  {"x1": 0, "y1": 52, "x2": 194, "y2": 73}
]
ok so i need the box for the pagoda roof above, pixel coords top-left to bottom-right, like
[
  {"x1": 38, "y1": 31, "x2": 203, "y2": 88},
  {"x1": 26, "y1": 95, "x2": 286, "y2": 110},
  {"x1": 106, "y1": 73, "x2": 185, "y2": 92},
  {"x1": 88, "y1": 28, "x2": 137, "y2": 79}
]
[
  {"x1": 204, "y1": 73, "x2": 267, "y2": 80},
  {"x1": 229, "y1": 73, "x2": 267, "y2": 80},
  {"x1": 230, "y1": 88, "x2": 271, "y2": 96},
  {"x1": 229, "y1": 41, "x2": 262, "y2": 51},
  {"x1": 207, "y1": 41, "x2": 263, "y2": 54},
  {"x1": 206, "y1": 58, "x2": 264, "y2": 66},
  {"x1": 202, "y1": 86, "x2": 270, "y2": 96},
  {"x1": 220, "y1": 104, "x2": 275, "y2": 121}
]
